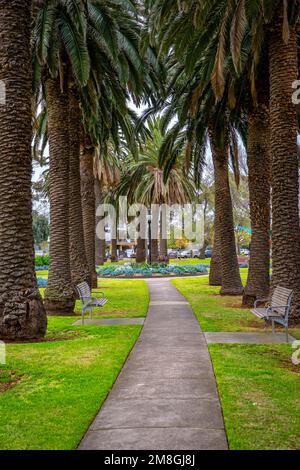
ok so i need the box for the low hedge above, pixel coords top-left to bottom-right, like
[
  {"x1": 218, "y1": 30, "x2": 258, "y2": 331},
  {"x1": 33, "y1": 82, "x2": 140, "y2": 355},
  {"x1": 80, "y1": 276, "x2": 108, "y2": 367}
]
[
  {"x1": 35, "y1": 254, "x2": 49, "y2": 267},
  {"x1": 97, "y1": 262, "x2": 208, "y2": 278}
]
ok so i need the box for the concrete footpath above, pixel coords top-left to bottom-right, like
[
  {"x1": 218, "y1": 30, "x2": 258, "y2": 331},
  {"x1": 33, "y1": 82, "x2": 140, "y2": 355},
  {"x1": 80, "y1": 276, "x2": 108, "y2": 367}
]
[{"x1": 78, "y1": 279, "x2": 228, "y2": 450}]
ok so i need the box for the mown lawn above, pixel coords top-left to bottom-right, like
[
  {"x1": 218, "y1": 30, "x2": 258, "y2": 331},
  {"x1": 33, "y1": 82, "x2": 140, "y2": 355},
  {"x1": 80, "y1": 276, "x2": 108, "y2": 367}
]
[
  {"x1": 39, "y1": 278, "x2": 149, "y2": 318},
  {"x1": 0, "y1": 279, "x2": 149, "y2": 450},
  {"x1": 211, "y1": 343, "x2": 300, "y2": 450},
  {"x1": 173, "y1": 274, "x2": 300, "y2": 450},
  {"x1": 172, "y1": 270, "x2": 297, "y2": 334}
]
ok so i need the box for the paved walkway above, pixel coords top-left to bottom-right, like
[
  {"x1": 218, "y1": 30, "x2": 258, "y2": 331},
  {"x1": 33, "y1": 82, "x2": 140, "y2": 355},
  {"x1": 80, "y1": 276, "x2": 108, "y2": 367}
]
[{"x1": 79, "y1": 279, "x2": 227, "y2": 450}]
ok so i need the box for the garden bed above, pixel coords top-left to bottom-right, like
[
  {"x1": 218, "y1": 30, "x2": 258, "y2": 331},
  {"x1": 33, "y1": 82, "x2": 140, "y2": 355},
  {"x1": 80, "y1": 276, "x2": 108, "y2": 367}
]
[{"x1": 97, "y1": 262, "x2": 208, "y2": 279}]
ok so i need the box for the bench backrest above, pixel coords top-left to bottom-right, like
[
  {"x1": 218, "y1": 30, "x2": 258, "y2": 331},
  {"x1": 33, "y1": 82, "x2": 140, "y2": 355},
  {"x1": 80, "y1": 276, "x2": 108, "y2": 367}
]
[
  {"x1": 76, "y1": 282, "x2": 91, "y2": 304},
  {"x1": 270, "y1": 286, "x2": 293, "y2": 317}
]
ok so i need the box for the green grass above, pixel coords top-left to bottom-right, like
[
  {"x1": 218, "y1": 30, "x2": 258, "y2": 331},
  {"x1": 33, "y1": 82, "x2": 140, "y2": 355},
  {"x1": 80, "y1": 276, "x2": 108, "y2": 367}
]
[
  {"x1": 0, "y1": 318, "x2": 141, "y2": 450},
  {"x1": 0, "y1": 279, "x2": 148, "y2": 449},
  {"x1": 172, "y1": 272, "x2": 300, "y2": 337},
  {"x1": 40, "y1": 279, "x2": 149, "y2": 319},
  {"x1": 169, "y1": 258, "x2": 211, "y2": 265},
  {"x1": 173, "y1": 273, "x2": 300, "y2": 450},
  {"x1": 210, "y1": 343, "x2": 300, "y2": 450},
  {"x1": 172, "y1": 274, "x2": 260, "y2": 333},
  {"x1": 36, "y1": 270, "x2": 48, "y2": 278}
]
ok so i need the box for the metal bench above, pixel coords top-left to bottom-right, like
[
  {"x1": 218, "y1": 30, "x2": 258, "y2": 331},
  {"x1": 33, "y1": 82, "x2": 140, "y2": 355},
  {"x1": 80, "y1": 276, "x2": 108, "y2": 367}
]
[
  {"x1": 251, "y1": 286, "x2": 293, "y2": 342},
  {"x1": 76, "y1": 282, "x2": 108, "y2": 325}
]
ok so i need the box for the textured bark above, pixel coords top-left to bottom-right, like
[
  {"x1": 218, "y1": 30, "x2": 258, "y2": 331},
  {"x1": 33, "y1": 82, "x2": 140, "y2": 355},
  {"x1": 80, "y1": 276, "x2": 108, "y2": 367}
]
[
  {"x1": 158, "y1": 216, "x2": 169, "y2": 262},
  {"x1": 68, "y1": 84, "x2": 90, "y2": 288},
  {"x1": 44, "y1": 76, "x2": 75, "y2": 315},
  {"x1": 211, "y1": 133, "x2": 243, "y2": 295},
  {"x1": 95, "y1": 178, "x2": 106, "y2": 266},
  {"x1": 209, "y1": 228, "x2": 222, "y2": 286},
  {"x1": 0, "y1": 0, "x2": 47, "y2": 339},
  {"x1": 111, "y1": 239, "x2": 118, "y2": 262},
  {"x1": 136, "y1": 238, "x2": 146, "y2": 263},
  {"x1": 243, "y1": 79, "x2": 271, "y2": 307},
  {"x1": 80, "y1": 138, "x2": 97, "y2": 288},
  {"x1": 269, "y1": 16, "x2": 300, "y2": 321},
  {"x1": 150, "y1": 239, "x2": 159, "y2": 263}
]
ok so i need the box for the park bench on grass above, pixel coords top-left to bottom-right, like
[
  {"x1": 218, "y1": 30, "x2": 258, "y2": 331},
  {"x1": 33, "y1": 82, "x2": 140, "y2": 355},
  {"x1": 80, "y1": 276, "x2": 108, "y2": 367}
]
[
  {"x1": 251, "y1": 286, "x2": 293, "y2": 343},
  {"x1": 76, "y1": 282, "x2": 108, "y2": 325}
]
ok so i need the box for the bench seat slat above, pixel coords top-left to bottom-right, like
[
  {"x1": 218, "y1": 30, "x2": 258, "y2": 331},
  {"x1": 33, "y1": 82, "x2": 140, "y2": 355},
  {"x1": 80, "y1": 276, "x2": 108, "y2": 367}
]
[
  {"x1": 251, "y1": 308, "x2": 283, "y2": 319},
  {"x1": 76, "y1": 282, "x2": 108, "y2": 322}
]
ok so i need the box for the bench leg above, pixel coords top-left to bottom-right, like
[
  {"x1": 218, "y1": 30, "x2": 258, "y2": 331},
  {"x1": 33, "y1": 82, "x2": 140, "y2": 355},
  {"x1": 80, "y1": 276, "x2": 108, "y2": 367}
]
[
  {"x1": 272, "y1": 320, "x2": 275, "y2": 335},
  {"x1": 90, "y1": 306, "x2": 93, "y2": 320},
  {"x1": 82, "y1": 311, "x2": 84, "y2": 326},
  {"x1": 285, "y1": 326, "x2": 289, "y2": 343}
]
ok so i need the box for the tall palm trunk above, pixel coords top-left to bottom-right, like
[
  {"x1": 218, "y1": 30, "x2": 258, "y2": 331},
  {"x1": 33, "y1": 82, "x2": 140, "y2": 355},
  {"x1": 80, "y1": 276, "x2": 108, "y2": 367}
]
[
  {"x1": 269, "y1": 14, "x2": 300, "y2": 320},
  {"x1": 111, "y1": 239, "x2": 118, "y2": 262},
  {"x1": 80, "y1": 136, "x2": 98, "y2": 288},
  {"x1": 243, "y1": 74, "x2": 271, "y2": 307},
  {"x1": 209, "y1": 227, "x2": 222, "y2": 286},
  {"x1": 44, "y1": 76, "x2": 75, "y2": 315},
  {"x1": 136, "y1": 238, "x2": 146, "y2": 263},
  {"x1": 95, "y1": 178, "x2": 105, "y2": 266},
  {"x1": 0, "y1": 0, "x2": 47, "y2": 339},
  {"x1": 210, "y1": 133, "x2": 243, "y2": 295},
  {"x1": 150, "y1": 239, "x2": 159, "y2": 263},
  {"x1": 68, "y1": 84, "x2": 90, "y2": 287},
  {"x1": 159, "y1": 215, "x2": 169, "y2": 262}
]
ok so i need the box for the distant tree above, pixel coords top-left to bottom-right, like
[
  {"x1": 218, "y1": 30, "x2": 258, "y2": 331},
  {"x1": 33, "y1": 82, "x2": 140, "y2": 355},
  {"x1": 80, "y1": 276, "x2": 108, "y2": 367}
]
[{"x1": 32, "y1": 211, "x2": 49, "y2": 245}]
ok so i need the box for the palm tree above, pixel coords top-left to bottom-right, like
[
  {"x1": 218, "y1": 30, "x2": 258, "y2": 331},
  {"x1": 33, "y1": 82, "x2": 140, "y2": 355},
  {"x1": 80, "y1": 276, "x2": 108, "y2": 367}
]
[
  {"x1": 268, "y1": 4, "x2": 300, "y2": 319},
  {"x1": 33, "y1": 0, "x2": 149, "y2": 308},
  {"x1": 242, "y1": 63, "x2": 271, "y2": 306},
  {"x1": 151, "y1": 55, "x2": 244, "y2": 294},
  {"x1": 44, "y1": 75, "x2": 75, "y2": 314},
  {"x1": 117, "y1": 118, "x2": 196, "y2": 261},
  {"x1": 0, "y1": 0, "x2": 47, "y2": 339},
  {"x1": 203, "y1": 0, "x2": 300, "y2": 311},
  {"x1": 33, "y1": 0, "x2": 91, "y2": 312},
  {"x1": 80, "y1": 133, "x2": 98, "y2": 288},
  {"x1": 68, "y1": 83, "x2": 91, "y2": 288}
]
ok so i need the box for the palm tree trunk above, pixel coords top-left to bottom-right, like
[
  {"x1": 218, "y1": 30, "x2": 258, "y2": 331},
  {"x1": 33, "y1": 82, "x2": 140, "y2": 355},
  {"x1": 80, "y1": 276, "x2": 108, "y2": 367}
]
[
  {"x1": 68, "y1": 84, "x2": 90, "y2": 287},
  {"x1": 243, "y1": 77, "x2": 271, "y2": 307},
  {"x1": 159, "y1": 215, "x2": 169, "y2": 262},
  {"x1": 111, "y1": 239, "x2": 118, "y2": 262},
  {"x1": 0, "y1": 0, "x2": 47, "y2": 339},
  {"x1": 44, "y1": 76, "x2": 75, "y2": 315},
  {"x1": 209, "y1": 228, "x2": 222, "y2": 286},
  {"x1": 150, "y1": 239, "x2": 159, "y2": 263},
  {"x1": 269, "y1": 13, "x2": 300, "y2": 320},
  {"x1": 95, "y1": 178, "x2": 105, "y2": 266},
  {"x1": 211, "y1": 133, "x2": 243, "y2": 295},
  {"x1": 80, "y1": 136, "x2": 98, "y2": 288},
  {"x1": 136, "y1": 238, "x2": 146, "y2": 263}
]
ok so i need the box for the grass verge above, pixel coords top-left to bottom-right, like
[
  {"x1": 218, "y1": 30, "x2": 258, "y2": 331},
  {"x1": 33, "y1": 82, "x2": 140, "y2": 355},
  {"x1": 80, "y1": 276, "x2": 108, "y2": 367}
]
[{"x1": 0, "y1": 318, "x2": 141, "y2": 450}]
